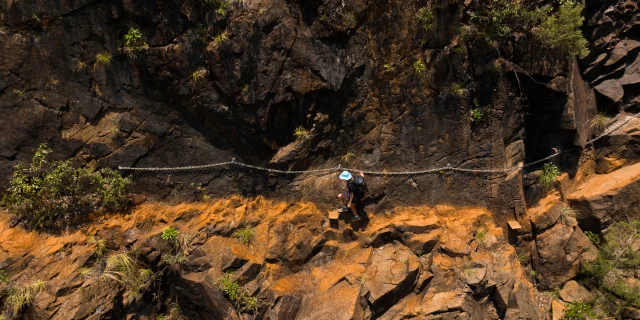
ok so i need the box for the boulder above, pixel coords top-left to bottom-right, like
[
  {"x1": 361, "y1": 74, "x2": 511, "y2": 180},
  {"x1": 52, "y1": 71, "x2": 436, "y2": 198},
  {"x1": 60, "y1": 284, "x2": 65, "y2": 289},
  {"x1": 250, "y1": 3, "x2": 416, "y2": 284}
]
[
  {"x1": 368, "y1": 212, "x2": 441, "y2": 255},
  {"x1": 594, "y1": 117, "x2": 640, "y2": 174},
  {"x1": 559, "y1": 280, "x2": 593, "y2": 303},
  {"x1": 363, "y1": 242, "x2": 421, "y2": 315},
  {"x1": 295, "y1": 280, "x2": 366, "y2": 320},
  {"x1": 532, "y1": 223, "x2": 598, "y2": 289},
  {"x1": 594, "y1": 79, "x2": 624, "y2": 102},
  {"x1": 603, "y1": 40, "x2": 640, "y2": 66},
  {"x1": 419, "y1": 291, "x2": 467, "y2": 315},
  {"x1": 619, "y1": 54, "x2": 640, "y2": 86},
  {"x1": 552, "y1": 299, "x2": 566, "y2": 320},
  {"x1": 568, "y1": 162, "x2": 640, "y2": 229}
]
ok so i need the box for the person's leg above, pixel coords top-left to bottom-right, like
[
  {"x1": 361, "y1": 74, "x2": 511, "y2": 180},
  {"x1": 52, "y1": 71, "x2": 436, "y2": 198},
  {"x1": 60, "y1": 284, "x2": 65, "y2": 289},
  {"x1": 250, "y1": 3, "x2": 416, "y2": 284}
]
[
  {"x1": 338, "y1": 192, "x2": 348, "y2": 206},
  {"x1": 350, "y1": 197, "x2": 360, "y2": 219}
]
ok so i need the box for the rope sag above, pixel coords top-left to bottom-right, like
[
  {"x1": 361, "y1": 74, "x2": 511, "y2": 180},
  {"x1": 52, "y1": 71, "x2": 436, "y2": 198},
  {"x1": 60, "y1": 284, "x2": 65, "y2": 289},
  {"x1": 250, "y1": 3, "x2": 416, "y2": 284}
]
[{"x1": 118, "y1": 112, "x2": 640, "y2": 177}]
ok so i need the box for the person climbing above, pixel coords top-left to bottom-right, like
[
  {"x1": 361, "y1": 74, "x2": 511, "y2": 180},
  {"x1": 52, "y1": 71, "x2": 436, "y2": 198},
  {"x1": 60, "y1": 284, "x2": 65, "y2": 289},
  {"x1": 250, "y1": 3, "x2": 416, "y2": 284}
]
[{"x1": 337, "y1": 171, "x2": 367, "y2": 221}]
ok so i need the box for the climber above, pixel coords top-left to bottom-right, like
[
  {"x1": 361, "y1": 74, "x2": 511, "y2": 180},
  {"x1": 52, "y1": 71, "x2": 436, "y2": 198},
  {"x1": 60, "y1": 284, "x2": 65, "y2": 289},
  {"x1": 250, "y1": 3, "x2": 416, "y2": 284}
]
[{"x1": 337, "y1": 171, "x2": 367, "y2": 221}]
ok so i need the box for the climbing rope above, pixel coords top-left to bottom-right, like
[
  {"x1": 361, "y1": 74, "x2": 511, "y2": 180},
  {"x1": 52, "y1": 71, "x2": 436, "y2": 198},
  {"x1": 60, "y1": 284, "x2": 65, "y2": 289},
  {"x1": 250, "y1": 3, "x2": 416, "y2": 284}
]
[{"x1": 118, "y1": 111, "x2": 640, "y2": 177}]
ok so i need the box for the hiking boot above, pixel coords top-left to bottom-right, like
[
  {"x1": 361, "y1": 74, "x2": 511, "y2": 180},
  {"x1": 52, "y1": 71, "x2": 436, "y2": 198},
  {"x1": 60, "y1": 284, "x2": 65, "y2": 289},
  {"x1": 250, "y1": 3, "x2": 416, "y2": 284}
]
[
  {"x1": 352, "y1": 215, "x2": 361, "y2": 221},
  {"x1": 338, "y1": 206, "x2": 349, "y2": 213}
]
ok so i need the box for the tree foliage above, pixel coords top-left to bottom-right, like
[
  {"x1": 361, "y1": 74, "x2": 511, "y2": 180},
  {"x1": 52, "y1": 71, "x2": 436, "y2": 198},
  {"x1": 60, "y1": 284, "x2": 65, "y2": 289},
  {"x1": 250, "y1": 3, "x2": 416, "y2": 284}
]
[
  {"x1": 582, "y1": 221, "x2": 640, "y2": 313},
  {"x1": 466, "y1": 0, "x2": 588, "y2": 58},
  {"x1": 123, "y1": 27, "x2": 148, "y2": 58},
  {"x1": 2, "y1": 144, "x2": 131, "y2": 229},
  {"x1": 537, "y1": 0, "x2": 588, "y2": 58}
]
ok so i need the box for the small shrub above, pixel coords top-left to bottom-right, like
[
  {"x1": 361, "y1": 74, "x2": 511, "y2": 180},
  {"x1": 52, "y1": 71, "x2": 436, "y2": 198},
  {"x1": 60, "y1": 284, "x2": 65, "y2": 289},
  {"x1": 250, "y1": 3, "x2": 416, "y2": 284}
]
[
  {"x1": 0, "y1": 270, "x2": 8, "y2": 284},
  {"x1": 590, "y1": 113, "x2": 610, "y2": 133},
  {"x1": 538, "y1": 162, "x2": 559, "y2": 190},
  {"x1": 413, "y1": 60, "x2": 426, "y2": 75},
  {"x1": 94, "y1": 52, "x2": 113, "y2": 70},
  {"x1": 340, "y1": 152, "x2": 356, "y2": 164},
  {"x1": 417, "y1": 7, "x2": 435, "y2": 31},
  {"x1": 516, "y1": 252, "x2": 529, "y2": 265},
  {"x1": 584, "y1": 231, "x2": 600, "y2": 245},
  {"x1": 232, "y1": 226, "x2": 255, "y2": 247},
  {"x1": 156, "y1": 305, "x2": 182, "y2": 320},
  {"x1": 210, "y1": 0, "x2": 228, "y2": 17},
  {"x1": 160, "y1": 228, "x2": 193, "y2": 266},
  {"x1": 189, "y1": 69, "x2": 207, "y2": 85},
  {"x1": 100, "y1": 168, "x2": 131, "y2": 212},
  {"x1": 563, "y1": 302, "x2": 595, "y2": 320},
  {"x1": 217, "y1": 273, "x2": 266, "y2": 313},
  {"x1": 102, "y1": 253, "x2": 154, "y2": 304},
  {"x1": 218, "y1": 273, "x2": 240, "y2": 301},
  {"x1": 293, "y1": 126, "x2": 310, "y2": 141},
  {"x1": 12, "y1": 89, "x2": 24, "y2": 97},
  {"x1": 537, "y1": 0, "x2": 588, "y2": 58},
  {"x1": 2, "y1": 144, "x2": 131, "y2": 229},
  {"x1": 212, "y1": 31, "x2": 229, "y2": 46},
  {"x1": 470, "y1": 109, "x2": 483, "y2": 122},
  {"x1": 88, "y1": 236, "x2": 107, "y2": 257},
  {"x1": 123, "y1": 27, "x2": 148, "y2": 58},
  {"x1": 530, "y1": 269, "x2": 538, "y2": 278},
  {"x1": 446, "y1": 83, "x2": 466, "y2": 97},
  {"x1": 162, "y1": 227, "x2": 180, "y2": 244},
  {"x1": 454, "y1": 44, "x2": 467, "y2": 55},
  {"x1": 46, "y1": 76, "x2": 60, "y2": 87},
  {"x1": 343, "y1": 12, "x2": 356, "y2": 25},
  {"x1": 582, "y1": 221, "x2": 640, "y2": 310},
  {"x1": 475, "y1": 228, "x2": 487, "y2": 247},
  {"x1": 75, "y1": 60, "x2": 87, "y2": 71},
  {"x1": 383, "y1": 64, "x2": 394, "y2": 73},
  {"x1": 4, "y1": 280, "x2": 46, "y2": 315},
  {"x1": 196, "y1": 184, "x2": 210, "y2": 201}
]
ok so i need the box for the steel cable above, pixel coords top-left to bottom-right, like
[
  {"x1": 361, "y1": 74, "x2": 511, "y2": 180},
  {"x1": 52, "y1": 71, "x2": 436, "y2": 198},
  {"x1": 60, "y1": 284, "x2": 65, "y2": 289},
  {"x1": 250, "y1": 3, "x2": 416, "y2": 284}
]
[{"x1": 118, "y1": 112, "x2": 640, "y2": 177}]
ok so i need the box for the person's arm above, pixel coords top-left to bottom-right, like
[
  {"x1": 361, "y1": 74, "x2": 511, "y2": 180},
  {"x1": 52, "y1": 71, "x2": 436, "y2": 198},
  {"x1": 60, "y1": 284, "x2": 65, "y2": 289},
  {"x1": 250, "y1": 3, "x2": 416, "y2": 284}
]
[{"x1": 359, "y1": 171, "x2": 365, "y2": 177}]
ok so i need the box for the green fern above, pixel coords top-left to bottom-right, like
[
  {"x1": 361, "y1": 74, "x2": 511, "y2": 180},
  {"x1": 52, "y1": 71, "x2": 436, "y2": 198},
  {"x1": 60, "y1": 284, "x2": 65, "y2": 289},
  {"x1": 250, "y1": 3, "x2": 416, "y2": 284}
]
[{"x1": 539, "y1": 162, "x2": 559, "y2": 190}]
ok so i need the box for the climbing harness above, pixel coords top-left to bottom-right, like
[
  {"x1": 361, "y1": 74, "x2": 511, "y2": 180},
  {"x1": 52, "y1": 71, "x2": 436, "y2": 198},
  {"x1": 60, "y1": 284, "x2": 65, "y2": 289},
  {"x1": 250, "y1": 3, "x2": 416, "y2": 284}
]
[{"x1": 118, "y1": 112, "x2": 640, "y2": 177}]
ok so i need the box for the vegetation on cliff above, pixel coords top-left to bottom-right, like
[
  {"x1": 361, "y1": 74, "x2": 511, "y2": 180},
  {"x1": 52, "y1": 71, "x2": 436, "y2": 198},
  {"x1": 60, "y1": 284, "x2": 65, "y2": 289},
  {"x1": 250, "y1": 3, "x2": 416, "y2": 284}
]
[
  {"x1": 2, "y1": 144, "x2": 131, "y2": 229},
  {"x1": 581, "y1": 221, "x2": 640, "y2": 317}
]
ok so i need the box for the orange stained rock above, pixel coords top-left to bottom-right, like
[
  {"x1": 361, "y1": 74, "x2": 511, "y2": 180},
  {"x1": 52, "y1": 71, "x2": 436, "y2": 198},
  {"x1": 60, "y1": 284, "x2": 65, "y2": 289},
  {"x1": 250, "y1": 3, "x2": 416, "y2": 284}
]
[{"x1": 569, "y1": 161, "x2": 640, "y2": 199}]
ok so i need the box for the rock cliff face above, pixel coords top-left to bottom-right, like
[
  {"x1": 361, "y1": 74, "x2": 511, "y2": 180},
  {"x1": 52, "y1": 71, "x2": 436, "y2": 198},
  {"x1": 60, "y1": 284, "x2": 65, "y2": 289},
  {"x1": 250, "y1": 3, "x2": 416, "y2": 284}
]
[
  {"x1": 1, "y1": 0, "x2": 640, "y2": 319},
  {"x1": 0, "y1": 0, "x2": 596, "y2": 212}
]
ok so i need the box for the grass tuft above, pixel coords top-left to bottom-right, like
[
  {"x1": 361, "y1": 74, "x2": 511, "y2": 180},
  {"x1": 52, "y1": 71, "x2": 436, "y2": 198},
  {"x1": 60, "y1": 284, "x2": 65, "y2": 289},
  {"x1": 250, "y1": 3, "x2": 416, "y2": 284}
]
[
  {"x1": 88, "y1": 236, "x2": 107, "y2": 257},
  {"x1": 5, "y1": 280, "x2": 46, "y2": 314},
  {"x1": 590, "y1": 113, "x2": 610, "y2": 133},
  {"x1": 413, "y1": 60, "x2": 426, "y2": 75},
  {"x1": 294, "y1": 126, "x2": 310, "y2": 141},
  {"x1": 94, "y1": 52, "x2": 113, "y2": 70},
  {"x1": 232, "y1": 226, "x2": 255, "y2": 247}
]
